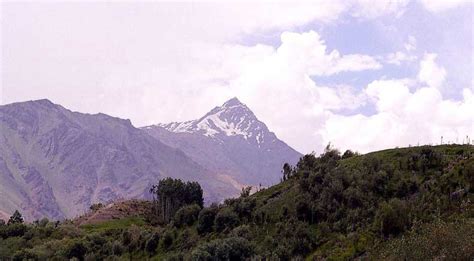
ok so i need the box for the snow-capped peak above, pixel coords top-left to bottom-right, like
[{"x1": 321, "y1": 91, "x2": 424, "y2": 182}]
[{"x1": 151, "y1": 98, "x2": 273, "y2": 145}]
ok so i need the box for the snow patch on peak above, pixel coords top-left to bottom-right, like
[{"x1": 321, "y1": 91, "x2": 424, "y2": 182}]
[{"x1": 152, "y1": 98, "x2": 273, "y2": 145}]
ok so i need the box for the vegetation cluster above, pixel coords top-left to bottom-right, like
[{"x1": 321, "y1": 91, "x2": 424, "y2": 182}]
[{"x1": 1, "y1": 145, "x2": 473, "y2": 260}]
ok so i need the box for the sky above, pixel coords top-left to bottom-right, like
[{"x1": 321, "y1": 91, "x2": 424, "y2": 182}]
[{"x1": 1, "y1": 0, "x2": 473, "y2": 154}]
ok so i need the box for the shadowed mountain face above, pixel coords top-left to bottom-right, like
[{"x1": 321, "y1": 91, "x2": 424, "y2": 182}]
[
  {"x1": 143, "y1": 98, "x2": 302, "y2": 188},
  {"x1": 0, "y1": 100, "x2": 238, "y2": 221}
]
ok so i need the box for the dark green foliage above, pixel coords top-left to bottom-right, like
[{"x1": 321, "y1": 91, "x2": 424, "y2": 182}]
[
  {"x1": 226, "y1": 196, "x2": 256, "y2": 222},
  {"x1": 373, "y1": 219, "x2": 474, "y2": 260},
  {"x1": 64, "y1": 239, "x2": 87, "y2": 260},
  {"x1": 173, "y1": 204, "x2": 201, "y2": 227},
  {"x1": 160, "y1": 229, "x2": 175, "y2": 250},
  {"x1": 111, "y1": 240, "x2": 124, "y2": 256},
  {"x1": 0, "y1": 223, "x2": 27, "y2": 238},
  {"x1": 282, "y1": 163, "x2": 294, "y2": 181},
  {"x1": 214, "y1": 208, "x2": 239, "y2": 232},
  {"x1": 89, "y1": 203, "x2": 104, "y2": 211},
  {"x1": 12, "y1": 249, "x2": 37, "y2": 261},
  {"x1": 191, "y1": 237, "x2": 254, "y2": 261},
  {"x1": 8, "y1": 210, "x2": 23, "y2": 225},
  {"x1": 342, "y1": 149, "x2": 357, "y2": 159},
  {"x1": 375, "y1": 199, "x2": 410, "y2": 237},
  {"x1": 145, "y1": 233, "x2": 160, "y2": 254},
  {"x1": 197, "y1": 206, "x2": 218, "y2": 234},
  {"x1": 263, "y1": 219, "x2": 315, "y2": 258},
  {"x1": 150, "y1": 178, "x2": 204, "y2": 223},
  {"x1": 240, "y1": 186, "x2": 252, "y2": 198}
]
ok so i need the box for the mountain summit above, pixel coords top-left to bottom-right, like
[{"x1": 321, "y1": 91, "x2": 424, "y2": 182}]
[
  {"x1": 0, "y1": 99, "x2": 237, "y2": 220},
  {"x1": 155, "y1": 98, "x2": 271, "y2": 146},
  {"x1": 0, "y1": 98, "x2": 300, "y2": 220},
  {"x1": 143, "y1": 98, "x2": 302, "y2": 186}
]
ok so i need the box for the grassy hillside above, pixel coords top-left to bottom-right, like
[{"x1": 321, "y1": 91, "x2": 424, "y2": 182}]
[{"x1": 1, "y1": 145, "x2": 473, "y2": 260}]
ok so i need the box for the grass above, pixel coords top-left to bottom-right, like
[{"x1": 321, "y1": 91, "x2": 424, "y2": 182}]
[{"x1": 79, "y1": 217, "x2": 147, "y2": 233}]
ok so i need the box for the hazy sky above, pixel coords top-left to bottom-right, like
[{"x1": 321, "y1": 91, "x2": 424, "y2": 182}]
[{"x1": 2, "y1": 0, "x2": 473, "y2": 153}]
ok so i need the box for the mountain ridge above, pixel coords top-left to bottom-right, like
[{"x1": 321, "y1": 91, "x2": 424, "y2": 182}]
[
  {"x1": 143, "y1": 98, "x2": 302, "y2": 186},
  {"x1": 0, "y1": 99, "x2": 239, "y2": 220},
  {"x1": 0, "y1": 98, "x2": 301, "y2": 220}
]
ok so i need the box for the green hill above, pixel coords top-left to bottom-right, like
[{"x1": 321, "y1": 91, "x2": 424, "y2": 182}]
[{"x1": 1, "y1": 145, "x2": 473, "y2": 260}]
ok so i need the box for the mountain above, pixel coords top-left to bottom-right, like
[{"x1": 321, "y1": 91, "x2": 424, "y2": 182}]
[
  {"x1": 0, "y1": 99, "x2": 238, "y2": 221},
  {"x1": 142, "y1": 98, "x2": 302, "y2": 188}
]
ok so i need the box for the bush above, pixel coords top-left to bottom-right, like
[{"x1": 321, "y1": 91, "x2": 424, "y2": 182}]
[
  {"x1": 0, "y1": 223, "x2": 27, "y2": 239},
  {"x1": 230, "y1": 225, "x2": 251, "y2": 239},
  {"x1": 375, "y1": 199, "x2": 410, "y2": 237},
  {"x1": 65, "y1": 240, "x2": 88, "y2": 260},
  {"x1": 173, "y1": 204, "x2": 201, "y2": 227},
  {"x1": 197, "y1": 207, "x2": 218, "y2": 234},
  {"x1": 374, "y1": 219, "x2": 474, "y2": 260},
  {"x1": 145, "y1": 233, "x2": 160, "y2": 254},
  {"x1": 111, "y1": 240, "x2": 124, "y2": 256},
  {"x1": 191, "y1": 237, "x2": 253, "y2": 260},
  {"x1": 8, "y1": 210, "x2": 23, "y2": 225},
  {"x1": 89, "y1": 203, "x2": 104, "y2": 211},
  {"x1": 342, "y1": 150, "x2": 357, "y2": 159},
  {"x1": 214, "y1": 208, "x2": 239, "y2": 232},
  {"x1": 160, "y1": 229, "x2": 175, "y2": 250},
  {"x1": 12, "y1": 249, "x2": 38, "y2": 261}
]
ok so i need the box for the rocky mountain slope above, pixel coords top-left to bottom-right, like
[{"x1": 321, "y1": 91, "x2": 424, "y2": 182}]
[
  {"x1": 142, "y1": 98, "x2": 302, "y2": 187},
  {"x1": 0, "y1": 100, "x2": 238, "y2": 220}
]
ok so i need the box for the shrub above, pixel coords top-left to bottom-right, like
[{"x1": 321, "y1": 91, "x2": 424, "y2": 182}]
[
  {"x1": 214, "y1": 208, "x2": 239, "y2": 232},
  {"x1": 0, "y1": 223, "x2": 27, "y2": 239},
  {"x1": 191, "y1": 237, "x2": 253, "y2": 260},
  {"x1": 8, "y1": 210, "x2": 23, "y2": 225},
  {"x1": 197, "y1": 207, "x2": 218, "y2": 234},
  {"x1": 65, "y1": 240, "x2": 87, "y2": 260},
  {"x1": 160, "y1": 229, "x2": 175, "y2": 250},
  {"x1": 12, "y1": 249, "x2": 38, "y2": 261},
  {"x1": 375, "y1": 199, "x2": 410, "y2": 237},
  {"x1": 145, "y1": 233, "x2": 160, "y2": 254},
  {"x1": 173, "y1": 204, "x2": 201, "y2": 227},
  {"x1": 112, "y1": 240, "x2": 124, "y2": 256},
  {"x1": 373, "y1": 219, "x2": 474, "y2": 260},
  {"x1": 89, "y1": 203, "x2": 104, "y2": 211}
]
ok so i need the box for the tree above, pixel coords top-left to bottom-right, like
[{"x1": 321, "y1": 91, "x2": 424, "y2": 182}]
[
  {"x1": 65, "y1": 240, "x2": 87, "y2": 260},
  {"x1": 215, "y1": 208, "x2": 239, "y2": 232},
  {"x1": 8, "y1": 210, "x2": 23, "y2": 225},
  {"x1": 375, "y1": 199, "x2": 410, "y2": 237},
  {"x1": 89, "y1": 203, "x2": 104, "y2": 211},
  {"x1": 197, "y1": 206, "x2": 218, "y2": 234},
  {"x1": 173, "y1": 204, "x2": 201, "y2": 227},
  {"x1": 342, "y1": 150, "x2": 357, "y2": 159},
  {"x1": 240, "y1": 186, "x2": 252, "y2": 198},
  {"x1": 145, "y1": 233, "x2": 160, "y2": 255},
  {"x1": 282, "y1": 163, "x2": 293, "y2": 180},
  {"x1": 191, "y1": 237, "x2": 254, "y2": 260},
  {"x1": 150, "y1": 178, "x2": 204, "y2": 223}
]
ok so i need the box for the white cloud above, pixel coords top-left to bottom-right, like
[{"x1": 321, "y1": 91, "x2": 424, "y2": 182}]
[
  {"x1": 386, "y1": 51, "x2": 417, "y2": 65},
  {"x1": 385, "y1": 36, "x2": 417, "y2": 65},
  {"x1": 418, "y1": 0, "x2": 470, "y2": 13},
  {"x1": 3, "y1": 2, "x2": 471, "y2": 154},
  {"x1": 418, "y1": 53, "x2": 447, "y2": 89},
  {"x1": 404, "y1": 35, "x2": 417, "y2": 51},
  {"x1": 320, "y1": 57, "x2": 473, "y2": 153},
  {"x1": 278, "y1": 31, "x2": 382, "y2": 76},
  {"x1": 351, "y1": 0, "x2": 410, "y2": 19}
]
